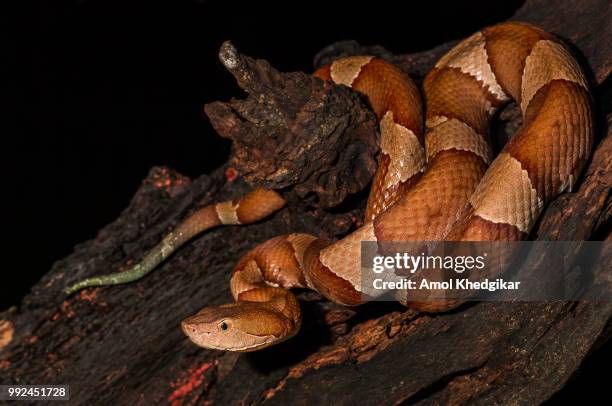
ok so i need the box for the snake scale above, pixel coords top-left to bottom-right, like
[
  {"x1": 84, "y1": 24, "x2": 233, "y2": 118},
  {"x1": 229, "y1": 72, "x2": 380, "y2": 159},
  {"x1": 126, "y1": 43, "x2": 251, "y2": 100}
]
[{"x1": 65, "y1": 22, "x2": 594, "y2": 352}]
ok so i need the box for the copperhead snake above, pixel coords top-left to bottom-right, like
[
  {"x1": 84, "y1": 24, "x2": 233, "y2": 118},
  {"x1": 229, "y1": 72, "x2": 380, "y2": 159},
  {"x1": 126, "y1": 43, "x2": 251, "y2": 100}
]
[{"x1": 65, "y1": 22, "x2": 594, "y2": 352}]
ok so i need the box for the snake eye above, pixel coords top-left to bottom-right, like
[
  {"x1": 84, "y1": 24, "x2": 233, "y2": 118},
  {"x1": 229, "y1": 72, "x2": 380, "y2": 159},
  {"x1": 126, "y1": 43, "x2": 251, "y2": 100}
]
[{"x1": 219, "y1": 321, "x2": 229, "y2": 331}]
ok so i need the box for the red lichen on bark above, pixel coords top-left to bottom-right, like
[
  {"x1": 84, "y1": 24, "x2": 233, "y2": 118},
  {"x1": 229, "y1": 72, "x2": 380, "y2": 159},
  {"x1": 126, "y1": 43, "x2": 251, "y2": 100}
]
[
  {"x1": 0, "y1": 320, "x2": 14, "y2": 349},
  {"x1": 168, "y1": 362, "x2": 216, "y2": 406}
]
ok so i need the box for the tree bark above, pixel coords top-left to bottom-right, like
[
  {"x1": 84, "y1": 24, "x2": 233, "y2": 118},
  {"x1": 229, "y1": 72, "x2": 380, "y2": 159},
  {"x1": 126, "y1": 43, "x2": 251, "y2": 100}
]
[{"x1": 1, "y1": 0, "x2": 610, "y2": 405}]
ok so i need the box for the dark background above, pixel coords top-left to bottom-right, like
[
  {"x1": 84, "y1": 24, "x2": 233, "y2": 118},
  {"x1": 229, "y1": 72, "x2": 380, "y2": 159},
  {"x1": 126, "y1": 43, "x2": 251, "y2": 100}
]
[
  {"x1": 6, "y1": 0, "x2": 525, "y2": 310},
  {"x1": 5, "y1": 0, "x2": 609, "y2": 401}
]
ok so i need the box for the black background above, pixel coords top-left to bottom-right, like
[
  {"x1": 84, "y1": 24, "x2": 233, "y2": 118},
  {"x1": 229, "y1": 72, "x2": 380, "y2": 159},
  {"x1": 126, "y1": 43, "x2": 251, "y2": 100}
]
[
  {"x1": 6, "y1": 0, "x2": 608, "y2": 400},
  {"x1": 6, "y1": 0, "x2": 525, "y2": 310}
]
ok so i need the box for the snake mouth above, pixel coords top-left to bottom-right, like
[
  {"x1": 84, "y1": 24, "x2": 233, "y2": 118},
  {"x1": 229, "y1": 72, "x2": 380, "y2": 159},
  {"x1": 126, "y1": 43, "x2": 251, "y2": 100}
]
[{"x1": 181, "y1": 320, "x2": 210, "y2": 338}]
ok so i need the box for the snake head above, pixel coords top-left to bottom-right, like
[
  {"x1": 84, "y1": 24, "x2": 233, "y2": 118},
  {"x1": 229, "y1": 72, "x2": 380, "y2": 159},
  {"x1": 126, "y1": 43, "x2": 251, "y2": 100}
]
[{"x1": 181, "y1": 302, "x2": 298, "y2": 352}]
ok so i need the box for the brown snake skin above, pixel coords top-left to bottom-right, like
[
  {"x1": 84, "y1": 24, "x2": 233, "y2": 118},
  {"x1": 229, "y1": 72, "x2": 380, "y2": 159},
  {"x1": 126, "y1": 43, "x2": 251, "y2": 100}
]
[
  {"x1": 180, "y1": 22, "x2": 593, "y2": 351},
  {"x1": 64, "y1": 22, "x2": 594, "y2": 352}
]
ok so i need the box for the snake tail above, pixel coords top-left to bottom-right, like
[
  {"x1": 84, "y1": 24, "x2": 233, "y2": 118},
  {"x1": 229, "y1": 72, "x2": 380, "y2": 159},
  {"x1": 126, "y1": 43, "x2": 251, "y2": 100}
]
[{"x1": 64, "y1": 188, "x2": 285, "y2": 295}]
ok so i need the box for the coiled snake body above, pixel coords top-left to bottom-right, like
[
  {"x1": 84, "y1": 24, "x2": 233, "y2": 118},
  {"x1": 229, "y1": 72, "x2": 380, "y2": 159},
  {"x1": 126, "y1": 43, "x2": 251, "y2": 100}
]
[{"x1": 66, "y1": 23, "x2": 594, "y2": 352}]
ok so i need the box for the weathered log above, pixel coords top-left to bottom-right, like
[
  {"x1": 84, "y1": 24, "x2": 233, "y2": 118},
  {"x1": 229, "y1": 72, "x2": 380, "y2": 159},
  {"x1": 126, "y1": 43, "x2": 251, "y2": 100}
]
[
  {"x1": 1, "y1": 0, "x2": 610, "y2": 405},
  {"x1": 205, "y1": 41, "x2": 378, "y2": 210}
]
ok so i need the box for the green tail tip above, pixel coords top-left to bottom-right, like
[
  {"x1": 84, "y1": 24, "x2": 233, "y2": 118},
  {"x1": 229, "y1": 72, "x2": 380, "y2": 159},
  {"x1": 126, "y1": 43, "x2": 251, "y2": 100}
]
[
  {"x1": 64, "y1": 278, "x2": 99, "y2": 296},
  {"x1": 64, "y1": 283, "x2": 83, "y2": 296}
]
